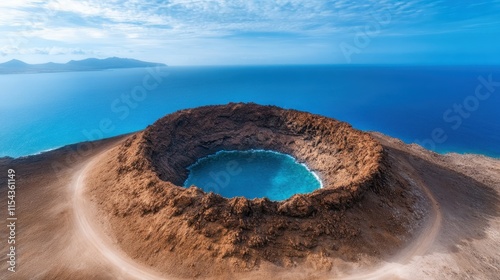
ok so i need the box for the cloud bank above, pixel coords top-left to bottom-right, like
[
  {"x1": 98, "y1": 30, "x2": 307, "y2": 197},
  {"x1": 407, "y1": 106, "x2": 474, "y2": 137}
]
[{"x1": 1, "y1": 0, "x2": 499, "y2": 64}]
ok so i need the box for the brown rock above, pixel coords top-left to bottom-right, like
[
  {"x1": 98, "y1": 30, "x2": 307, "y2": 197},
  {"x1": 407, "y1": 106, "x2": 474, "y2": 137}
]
[{"x1": 86, "y1": 103, "x2": 419, "y2": 278}]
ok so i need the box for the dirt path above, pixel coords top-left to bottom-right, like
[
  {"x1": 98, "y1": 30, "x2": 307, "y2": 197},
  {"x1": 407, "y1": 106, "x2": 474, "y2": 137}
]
[
  {"x1": 3, "y1": 131, "x2": 497, "y2": 279},
  {"x1": 339, "y1": 172, "x2": 443, "y2": 280},
  {"x1": 72, "y1": 151, "x2": 168, "y2": 280},
  {"x1": 73, "y1": 150, "x2": 444, "y2": 280},
  {"x1": 68, "y1": 138, "x2": 499, "y2": 280}
]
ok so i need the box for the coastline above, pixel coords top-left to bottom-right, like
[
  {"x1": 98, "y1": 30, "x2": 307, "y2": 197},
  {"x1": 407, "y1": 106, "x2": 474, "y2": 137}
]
[{"x1": 4, "y1": 130, "x2": 499, "y2": 161}]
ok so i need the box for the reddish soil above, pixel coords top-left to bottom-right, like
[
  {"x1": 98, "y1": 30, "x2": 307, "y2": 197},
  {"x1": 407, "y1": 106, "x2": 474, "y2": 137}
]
[
  {"x1": 85, "y1": 104, "x2": 425, "y2": 278},
  {"x1": 1, "y1": 104, "x2": 499, "y2": 279}
]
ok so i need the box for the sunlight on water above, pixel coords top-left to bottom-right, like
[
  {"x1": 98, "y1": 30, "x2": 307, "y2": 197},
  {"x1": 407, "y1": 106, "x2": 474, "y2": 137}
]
[
  {"x1": 2, "y1": 66, "x2": 499, "y2": 158},
  {"x1": 184, "y1": 150, "x2": 322, "y2": 201}
]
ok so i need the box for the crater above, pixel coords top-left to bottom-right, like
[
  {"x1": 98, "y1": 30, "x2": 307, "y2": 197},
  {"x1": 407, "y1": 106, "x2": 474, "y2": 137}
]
[
  {"x1": 183, "y1": 149, "x2": 323, "y2": 201},
  {"x1": 86, "y1": 103, "x2": 419, "y2": 278},
  {"x1": 143, "y1": 102, "x2": 384, "y2": 212}
]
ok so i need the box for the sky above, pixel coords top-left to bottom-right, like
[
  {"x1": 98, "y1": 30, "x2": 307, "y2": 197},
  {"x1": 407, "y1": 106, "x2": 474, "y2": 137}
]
[{"x1": 0, "y1": 0, "x2": 499, "y2": 65}]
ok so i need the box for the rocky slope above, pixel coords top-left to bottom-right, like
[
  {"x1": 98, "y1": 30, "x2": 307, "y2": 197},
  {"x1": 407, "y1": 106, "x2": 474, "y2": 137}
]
[
  {"x1": 86, "y1": 103, "x2": 426, "y2": 278},
  {"x1": 2, "y1": 104, "x2": 499, "y2": 279}
]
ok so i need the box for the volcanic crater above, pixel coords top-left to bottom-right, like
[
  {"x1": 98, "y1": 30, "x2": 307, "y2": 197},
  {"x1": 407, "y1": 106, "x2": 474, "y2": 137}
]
[{"x1": 86, "y1": 103, "x2": 424, "y2": 277}]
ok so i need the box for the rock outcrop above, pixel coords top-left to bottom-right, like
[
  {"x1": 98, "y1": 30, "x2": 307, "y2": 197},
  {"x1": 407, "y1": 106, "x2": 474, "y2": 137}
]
[
  {"x1": 87, "y1": 103, "x2": 422, "y2": 278},
  {"x1": 144, "y1": 103, "x2": 383, "y2": 213}
]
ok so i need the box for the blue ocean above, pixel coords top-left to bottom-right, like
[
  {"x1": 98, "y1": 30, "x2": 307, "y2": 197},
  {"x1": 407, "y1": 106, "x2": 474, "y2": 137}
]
[{"x1": 1, "y1": 65, "x2": 499, "y2": 158}]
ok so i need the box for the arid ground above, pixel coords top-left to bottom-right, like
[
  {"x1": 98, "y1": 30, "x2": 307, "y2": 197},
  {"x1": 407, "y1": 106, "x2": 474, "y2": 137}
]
[{"x1": 1, "y1": 106, "x2": 499, "y2": 279}]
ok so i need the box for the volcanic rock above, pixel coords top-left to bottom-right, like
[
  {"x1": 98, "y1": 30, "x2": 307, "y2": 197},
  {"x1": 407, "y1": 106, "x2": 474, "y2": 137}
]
[{"x1": 86, "y1": 103, "x2": 423, "y2": 278}]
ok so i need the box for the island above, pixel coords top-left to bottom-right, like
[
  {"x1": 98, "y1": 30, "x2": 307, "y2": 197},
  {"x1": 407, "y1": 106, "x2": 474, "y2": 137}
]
[{"x1": 0, "y1": 57, "x2": 166, "y2": 74}]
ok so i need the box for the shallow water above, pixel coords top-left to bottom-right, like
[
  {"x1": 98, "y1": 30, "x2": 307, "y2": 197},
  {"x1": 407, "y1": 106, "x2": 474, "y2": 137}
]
[{"x1": 183, "y1": 150, "x2": 322, "y2": 201}]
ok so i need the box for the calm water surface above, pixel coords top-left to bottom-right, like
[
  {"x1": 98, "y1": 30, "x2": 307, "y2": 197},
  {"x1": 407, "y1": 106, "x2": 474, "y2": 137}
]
[
  {"x1": 1, "y1": 65, "x2": 499, "y2": 158},
  {"x1": 184, "y1": 150, "x2": 322, "y2": 201}
]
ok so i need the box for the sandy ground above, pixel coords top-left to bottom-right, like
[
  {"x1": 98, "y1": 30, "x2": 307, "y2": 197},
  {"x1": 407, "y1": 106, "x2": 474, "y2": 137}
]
[
  {"x1": 1, "y1": 132, "x2": 499, "y2": 279},
  {"x1": 73, "y1": 150, "x2": 168, "y2": 280}
]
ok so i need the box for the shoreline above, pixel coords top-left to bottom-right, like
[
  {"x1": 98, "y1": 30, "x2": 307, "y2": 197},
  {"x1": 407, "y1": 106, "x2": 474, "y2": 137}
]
[
  {"x1": 1, "y1": 133, "x2": 137, "y2": 161},
  {"x1": 4, "y1": 132, "x2": 499, "y2": 161}
]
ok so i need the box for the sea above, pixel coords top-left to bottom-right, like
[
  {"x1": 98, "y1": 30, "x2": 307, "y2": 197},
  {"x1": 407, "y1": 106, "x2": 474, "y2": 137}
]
[{"x1": 1, "y1": 65, "x2": 499, "y2": 158}]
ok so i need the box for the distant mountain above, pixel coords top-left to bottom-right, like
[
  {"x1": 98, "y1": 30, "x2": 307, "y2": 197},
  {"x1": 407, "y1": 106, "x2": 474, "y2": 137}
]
[
  {"x1": 0, "y1": 57, "x2": 167, "y2": 74},
  {"x1": 1, "y1": 59, "x2": 29, "y2": 68}
]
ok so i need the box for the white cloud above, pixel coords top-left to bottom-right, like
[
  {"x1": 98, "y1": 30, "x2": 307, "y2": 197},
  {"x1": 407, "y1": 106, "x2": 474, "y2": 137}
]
[
  {"x1": 23, "y1": 27, "x2": 107, "y2": 42},
  {"x1": 0, "y1": 0, "x2": 431, "y2": 43},
  {"x1": 0, "y1": 0, "x2": 498, "y2": 64},
  {"x1": 0, "y1": 46, "x2": 92, "y2": 56}
]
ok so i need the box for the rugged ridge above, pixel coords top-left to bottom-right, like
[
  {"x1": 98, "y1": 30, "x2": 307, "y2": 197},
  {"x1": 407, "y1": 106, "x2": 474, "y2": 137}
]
[
  {"x1": 86, "y1": 103, "x2": 423, "y2": 277},
  {"x1": 143, "y1": 103, "x2": 383, "y2": 212},
  {"x1": 0, "y1": 57, "x2": 166, "y2": 74}
]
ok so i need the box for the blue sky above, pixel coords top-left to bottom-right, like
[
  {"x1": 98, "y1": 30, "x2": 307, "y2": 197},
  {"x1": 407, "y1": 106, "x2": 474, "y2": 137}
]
[{"x1": 0, "y1": 0, "x2": 499, "y2": 65}]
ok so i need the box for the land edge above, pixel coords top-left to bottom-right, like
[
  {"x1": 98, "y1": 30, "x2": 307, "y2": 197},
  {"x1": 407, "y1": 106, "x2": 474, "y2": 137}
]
[{"x1": 1, "y1": 129, "x2": 499, "y2": 279}]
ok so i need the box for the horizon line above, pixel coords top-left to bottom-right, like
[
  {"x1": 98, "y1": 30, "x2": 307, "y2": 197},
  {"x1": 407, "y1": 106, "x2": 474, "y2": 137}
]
[{"x1": 1, "y1": 57, "x2": 500, "y2": 68}]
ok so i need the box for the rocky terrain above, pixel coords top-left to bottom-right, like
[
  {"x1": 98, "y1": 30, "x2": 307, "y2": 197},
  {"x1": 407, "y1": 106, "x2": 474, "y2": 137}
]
[
  {"x1": 85, "y1": 104, "x2": 427, "y2": 278},
  {"x1": 1, "y1": 103, "x2": 498, "y2": 279}
]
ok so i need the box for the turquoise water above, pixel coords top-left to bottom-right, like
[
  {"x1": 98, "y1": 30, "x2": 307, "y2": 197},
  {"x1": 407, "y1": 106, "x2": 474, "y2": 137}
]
[
  {"x1": 1, "y1": 65, "x2": 499, "y2": 158},
  {"x1": 184, "y1": 150, "x2": 322, "y2": 201}
]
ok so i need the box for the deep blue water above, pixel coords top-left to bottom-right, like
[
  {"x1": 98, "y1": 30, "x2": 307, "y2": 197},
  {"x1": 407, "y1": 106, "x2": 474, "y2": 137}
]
[
  {"x1": 1, "y1": 65, "x2": 499, "y2": 158},
  {"x1": 184, "y1": 150, "x2": 322, "y2": 201}
]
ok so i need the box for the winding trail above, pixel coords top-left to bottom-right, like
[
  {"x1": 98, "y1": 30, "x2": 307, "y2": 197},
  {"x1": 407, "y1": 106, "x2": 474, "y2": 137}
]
[
  {"x1": 339, "y1": 172, "x2": 443, "y2": 279},
  {"x1": 72, "y1": 149, "x2": 443, "y2": 280},
  {"x1": 72, "y1": 151, "x2": 168, "y2": 280}
]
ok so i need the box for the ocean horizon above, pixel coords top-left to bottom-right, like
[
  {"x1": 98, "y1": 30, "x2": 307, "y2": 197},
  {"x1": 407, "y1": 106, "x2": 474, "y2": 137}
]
[{"x1": 1, "y1": 65, "x2": 499, "y2": 159}]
